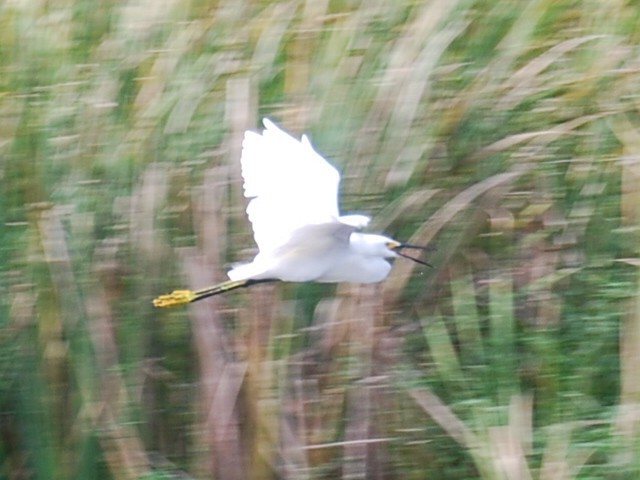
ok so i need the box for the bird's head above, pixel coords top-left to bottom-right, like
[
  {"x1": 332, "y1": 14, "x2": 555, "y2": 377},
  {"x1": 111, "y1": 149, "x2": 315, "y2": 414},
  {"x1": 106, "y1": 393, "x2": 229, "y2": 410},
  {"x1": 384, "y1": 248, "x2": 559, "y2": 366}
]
[
  {"x1": 385, "y1": 239, "x2": 433, "y2": 267},
  {"x1": 357, "y1": 234, "x2": 432, "y2": 267}
]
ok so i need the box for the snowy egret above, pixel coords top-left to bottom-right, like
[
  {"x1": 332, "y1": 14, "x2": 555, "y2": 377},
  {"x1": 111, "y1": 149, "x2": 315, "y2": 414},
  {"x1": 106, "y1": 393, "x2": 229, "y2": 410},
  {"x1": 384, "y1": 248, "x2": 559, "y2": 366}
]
[{"x1": 153, "y1": 119, "x2": 431, "y2": 308}]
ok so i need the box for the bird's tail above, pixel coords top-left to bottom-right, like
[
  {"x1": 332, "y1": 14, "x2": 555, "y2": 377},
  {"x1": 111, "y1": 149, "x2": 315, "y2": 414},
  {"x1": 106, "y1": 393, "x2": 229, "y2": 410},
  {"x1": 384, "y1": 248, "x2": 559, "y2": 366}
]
[
  {"x1": 152, "y1": 278, "x2": 276, "y2": 308},
  {"x1": 227, "y1": 262, "x2": 263, "y2": 281}
]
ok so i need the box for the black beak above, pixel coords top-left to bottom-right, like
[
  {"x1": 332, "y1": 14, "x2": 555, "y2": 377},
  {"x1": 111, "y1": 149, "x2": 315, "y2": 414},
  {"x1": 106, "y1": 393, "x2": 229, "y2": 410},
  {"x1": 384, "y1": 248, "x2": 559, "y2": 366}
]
[{"x1": 392, "y1": 244, "x2": 433, "y2": 268}]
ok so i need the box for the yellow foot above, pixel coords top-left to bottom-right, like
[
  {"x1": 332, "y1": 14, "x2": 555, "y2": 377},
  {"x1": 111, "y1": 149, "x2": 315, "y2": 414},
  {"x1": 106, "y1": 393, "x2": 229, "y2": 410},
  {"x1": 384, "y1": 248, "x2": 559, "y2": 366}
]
[{"x1": 153, "y1": 290, "x2": 196, "y2": 308}]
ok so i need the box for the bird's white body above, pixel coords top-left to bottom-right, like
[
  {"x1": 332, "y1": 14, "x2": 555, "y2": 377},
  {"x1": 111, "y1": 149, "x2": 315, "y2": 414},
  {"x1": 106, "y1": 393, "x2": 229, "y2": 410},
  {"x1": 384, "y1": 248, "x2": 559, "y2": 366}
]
[
  {"x1": 227, "y1": 119, "x2": 401, "y2": 284},
  {"x1": 152, "y1": 119, "x2": 429, "y2": 307},
  {"x1": 228, "y1": 230, "x2": 395, "y2": 284}
]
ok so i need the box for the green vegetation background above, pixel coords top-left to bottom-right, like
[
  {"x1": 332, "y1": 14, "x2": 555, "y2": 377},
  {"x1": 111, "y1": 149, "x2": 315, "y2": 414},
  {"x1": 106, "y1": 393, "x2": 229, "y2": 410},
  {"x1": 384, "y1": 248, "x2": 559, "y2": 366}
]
[{"x1": 1, "y1": 0, "x2": 640, "y2": 479}]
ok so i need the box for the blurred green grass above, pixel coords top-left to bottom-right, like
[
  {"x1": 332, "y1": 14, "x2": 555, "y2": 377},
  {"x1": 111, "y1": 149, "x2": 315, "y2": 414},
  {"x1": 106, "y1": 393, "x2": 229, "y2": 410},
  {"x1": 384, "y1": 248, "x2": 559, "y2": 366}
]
[{"x1": 1, "y1": 0, "x2": 640, "y2": 479}]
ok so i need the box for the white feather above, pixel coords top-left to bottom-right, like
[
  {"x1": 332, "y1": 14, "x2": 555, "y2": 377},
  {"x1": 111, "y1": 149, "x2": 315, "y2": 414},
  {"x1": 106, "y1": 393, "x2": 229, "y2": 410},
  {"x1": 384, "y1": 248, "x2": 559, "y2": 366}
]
[{"x1": 240, "y1": 119, "x2": 343, "y2": 255}]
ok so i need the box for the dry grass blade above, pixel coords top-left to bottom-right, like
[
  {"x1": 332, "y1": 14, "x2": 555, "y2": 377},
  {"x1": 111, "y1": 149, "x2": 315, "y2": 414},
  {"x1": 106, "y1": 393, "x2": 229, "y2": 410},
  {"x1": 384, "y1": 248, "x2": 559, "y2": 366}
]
[
  {"x1": 279, "y1": 416, "x2": 311, "y2": 479},
  {"x1": 416, "y1": 168, "x2": 528, "y2": 241},
  {"x1": 314, "y1": 297, "x2": 348, "y2": 355},
  {"x1": 408, "y1": 388, "x2": 476, "y2": 447},
  {"x1": 422, "y1": 310, "x2": 464, "y2": 382},
  {"x1": 251, "y1": 2, "x2": 298, "y2": 83},
  {"x1": 538, "y1": 429, "x2": 571, "y2": 480},
  {"x1": 225, "y1": 76, "x2": 253, "y2": 183},
  {"x1": 130, "y1": 163, "x2": 169, "y2": 259},
  {"x1": 343, "y1": 285, "x2": 378, "y2": 478},
  {"x1": 383, "y1": 20, "x2": 469, "y2": 188},
  {"x1": 372, "y1": 189, "x2": 440, "y2": 232},
  {"x1": 85, "y1": 285, "x2": 152, "y2": 480},
  {"x1": 487, "y1": 395, "x2": 534, "y2": 480},
  {"x1": 278, "y1": 362, "x2": 311, "y2": 479},
  {"x1": 538, "y1": 423, "x2": 597, "y2": 480},
  {"x1": 245, "y1": 285, "x2": 281, "y2": 480},
  {"x1": 343, "y1": 387, "x2": 373, "y2": 479},
  {"x1": 350, "y1": 0, "x2": 468, "y2": 192},
  {"x1": 38, "y1": 208, "x2": 84, "y2": 329},
  {"x1": 449, "y1": 262, "x2": 485, "y2": 359},
  {"x1": 40, "y1": 209, "x2": 151, "y2": 478},
  {"x1": 613, "y1": 117, "x2": 640, "y2": 227},
  {"x1": 164, "y1": 78, "x2": 207, "y2": 134},
  {"x1": 611, "y1": 117, "x2": 640, "y2": 453},
  {"x1": 197, "y1": 166, "x2": 231, "y2": 270},
  {"x1": 470, "y1": 112, "x2": 612, "y2": 163},
  {"x1": 384, "y1": 168, "x2": 531, "y2": 305},
  {"x1": 488, "y1": 425, "x2": 533, "y2": 480},
  {"x1": 178, "y1": 248, "x2": 245, "y2": 479},
  {"x1": 209, "y1": 360, "x2": 249, "y2": 451},
  {"x1": 498, "y1": 34, "x2": 607, "y2": 110},
  {"x1": 471, "y1": 130, "x2": 577, "y2": 162},
  {"x1": 118, "y1": 0, "x2": 183, "y2": 39}
]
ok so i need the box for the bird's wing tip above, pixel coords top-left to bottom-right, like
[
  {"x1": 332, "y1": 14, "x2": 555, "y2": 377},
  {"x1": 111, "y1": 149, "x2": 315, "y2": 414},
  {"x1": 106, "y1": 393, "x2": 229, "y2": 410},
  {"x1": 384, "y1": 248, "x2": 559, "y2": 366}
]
[
  {"x1": 339, "y1": 214, "x2": 371, "y2": 229},
  {"x1": 262, "y1": 117, "x2": 277, "y2": 131}
]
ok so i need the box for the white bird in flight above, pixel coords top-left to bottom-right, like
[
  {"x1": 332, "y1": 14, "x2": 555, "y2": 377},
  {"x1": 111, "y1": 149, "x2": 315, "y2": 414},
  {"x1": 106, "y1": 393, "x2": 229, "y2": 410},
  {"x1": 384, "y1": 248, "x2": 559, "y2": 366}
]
[{"x1": 153, "y1": 119, "x2": 430, "y2": 307}]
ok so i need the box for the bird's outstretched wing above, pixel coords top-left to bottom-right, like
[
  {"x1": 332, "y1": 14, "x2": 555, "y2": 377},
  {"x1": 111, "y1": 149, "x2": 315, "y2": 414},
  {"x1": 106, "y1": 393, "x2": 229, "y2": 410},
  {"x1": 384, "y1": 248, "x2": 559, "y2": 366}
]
[{"x1": 240, "y1": 119, "x2": 343, "y2": 255}]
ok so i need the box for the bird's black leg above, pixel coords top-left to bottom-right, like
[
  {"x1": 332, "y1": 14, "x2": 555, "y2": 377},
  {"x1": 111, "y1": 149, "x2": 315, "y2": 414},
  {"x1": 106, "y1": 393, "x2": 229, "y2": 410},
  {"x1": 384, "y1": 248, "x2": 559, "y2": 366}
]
[{"x1": 190, "y1": 278, "x2": 280, "y2": 303}]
